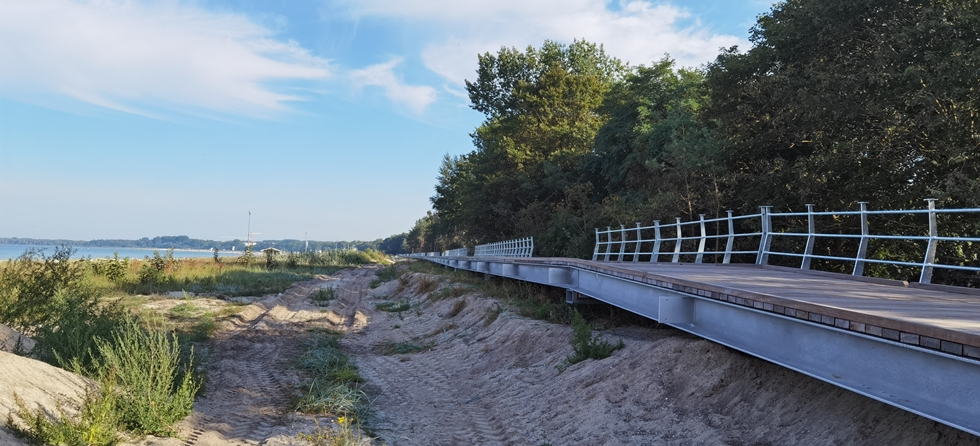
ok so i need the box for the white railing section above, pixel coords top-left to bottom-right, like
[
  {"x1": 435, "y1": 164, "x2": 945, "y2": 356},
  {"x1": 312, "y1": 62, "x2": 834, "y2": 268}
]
[
  {"x1": 593, "y1": 199, "x2": 980, "y2": 284},
  {"x1": 474, "y1": 237, "x2": 534, "y2": 258},
  {"x1": 442, "y1": 248, "x2": 469, "y2": 257}
]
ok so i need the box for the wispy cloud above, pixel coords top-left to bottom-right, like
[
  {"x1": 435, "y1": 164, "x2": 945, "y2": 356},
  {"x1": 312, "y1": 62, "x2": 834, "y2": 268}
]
[
  {"x1": 0, "y1": 0, "x2": 330, "y2": 117},
  {"x1": 338, "y1": 0, "x2": 746, "y2": 84},
  {"x1": 349, "y1": 58, "x2": 437, "y2": 115}
]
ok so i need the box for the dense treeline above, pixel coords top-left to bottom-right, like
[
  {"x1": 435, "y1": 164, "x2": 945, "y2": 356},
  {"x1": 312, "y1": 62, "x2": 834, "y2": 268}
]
[
  {"x1": 406, "y1": 0, "x2": 980, "y2": 273},
  {"x1": 0, "y1": 233, "x2": 410, "y2": 255}
]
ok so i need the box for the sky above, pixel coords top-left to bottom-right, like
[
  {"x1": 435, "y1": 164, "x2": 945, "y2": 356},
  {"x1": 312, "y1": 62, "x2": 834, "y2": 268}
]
[{"x1": 0, "y1": 0, "x2": 773, "y2": 243}]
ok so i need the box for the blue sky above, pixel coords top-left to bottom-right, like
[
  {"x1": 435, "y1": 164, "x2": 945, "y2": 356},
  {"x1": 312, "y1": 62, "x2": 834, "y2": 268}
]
[{"x1": 0, "y1": 0, "x2": 772, "y2": 243}]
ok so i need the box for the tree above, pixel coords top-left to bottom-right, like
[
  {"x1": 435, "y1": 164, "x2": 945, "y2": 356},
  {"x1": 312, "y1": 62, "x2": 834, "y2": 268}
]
[
  {"x1": 430, "y1": 40, "x2": 626, "y2": 254},
  {"x1": 705, "y1": 0, "x2": 980, "y2": 212}
]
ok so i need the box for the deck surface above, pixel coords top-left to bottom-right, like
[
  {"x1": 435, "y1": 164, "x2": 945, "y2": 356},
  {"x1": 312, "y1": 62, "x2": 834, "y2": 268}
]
[{"x1": 516, "y1": 259, "x2": 980, "y2": 354}]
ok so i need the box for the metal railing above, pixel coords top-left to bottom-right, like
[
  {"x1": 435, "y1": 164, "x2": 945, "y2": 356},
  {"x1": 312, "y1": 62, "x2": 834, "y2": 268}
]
[
  {"x1": 474, "y1": 237, "x2": 534, "y2": 258},
  {"x1": 593, "y1": 199, "x2": 980, "y2": 284},
  {"x1": 442, "y1": 248, "x2": 469, "y2": 257}
]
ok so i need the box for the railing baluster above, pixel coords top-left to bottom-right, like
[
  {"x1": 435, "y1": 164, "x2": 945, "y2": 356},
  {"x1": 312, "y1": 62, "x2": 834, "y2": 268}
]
[
  {"x1": 604, "y1": 226, "x2": 613, "y2": 261},
  {"x1": 853, "y1": 202, "x2": 869, "y2": 277},
  {"x1": 756, "y1": 206, "x2": 772, "y2": 265},
  {"x1": 633, "y1": 223, "x2": 642, "y2": 262},
  {"x1": 618, "y1": 224, "x2": 627, "y2": 262},
  {"x1": 723, "y1": 210, "x2": 735, "y2": 264},
  {"x1": 801, "y1": 204, "x2": 816, "y2": 270},
  {"x1": 696, "y1": 214, "x2": 707, "y2": 264},
  {"x1": 651, "y1": 221, "x2": 662, "y2": 263},
  {"x1": 672, "y1": 217, "x2": 683, "y2": 263},
  {"x1": 592, "y1": 228, "x2": 601, "y2": 261},
  {"x1": 920, "y1": 199, "x2": 938, "y2": 283}
]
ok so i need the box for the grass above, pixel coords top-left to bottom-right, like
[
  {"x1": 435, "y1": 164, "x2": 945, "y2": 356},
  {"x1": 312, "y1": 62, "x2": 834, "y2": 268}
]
[
  {"x1": 447, "y1": 299, "x2": 467, "y2": 318},
  {"x1": 311, "y1": 287, "x2": 337, "y2": 306},
  {"x1": 370, "y1": 265, "x2": 401, "y2": 289},
  {"x1": 297, "y1": 417, "x2": 367, "y2": 446},
  {"x1": 415, "y1": 276, "x2": 439, "y2": 294},
  {"x1": 375, "y1": 300, "x2": 410, "y2": 313},
  {"x1": 381, "y1": 340, "x2": 434, "y2": 355},
  {"x1": 295, "y1": 332, "x2": 369, "y2": 420},
  {"x1": 483, "y1": 303, "x2": 504, "y2": 327},
  {"x1": 560, "y1": 309, "x2": 625, "y2": 369}
]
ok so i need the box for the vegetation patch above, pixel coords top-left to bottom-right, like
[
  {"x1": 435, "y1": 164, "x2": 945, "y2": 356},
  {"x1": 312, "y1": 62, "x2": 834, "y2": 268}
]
[
  {"x1": 295, "y1": 332, "x2": 368, "y2": 419},
  {"x1": 381, "y1": 340, "x2": 434, "y2": 355},
  {"x1": 310, "y1": 287, "x2": 337, "y2": 306},
  {"x1": 446, "y1": 299, "x2": 467, "y2": 318},
  {"x1": 415, "y1": 276, "x2": 439, "y2": 294},
  {"x1": 561, "y1": 310, "x2": 624, "y2": 369},
  {"x1": 375, "y1": 300, "x2": 410, "y2": 313},
  {"x1": 370, "y1": 265, "x2": 401, "y2": 289}
]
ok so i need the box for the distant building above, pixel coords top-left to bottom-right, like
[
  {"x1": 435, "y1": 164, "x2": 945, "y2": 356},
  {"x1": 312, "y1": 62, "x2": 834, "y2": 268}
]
[{"x1": 261, "y1": 247, "x2": 283, "y2": 256}]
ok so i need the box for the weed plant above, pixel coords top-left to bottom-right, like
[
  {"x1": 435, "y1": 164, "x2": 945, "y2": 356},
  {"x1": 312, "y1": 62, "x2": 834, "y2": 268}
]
[
  {"x1": 370, "y1": 265, "x2": 400, "y2": 289},
  {"x1": 415, "y1": 276, "x2": 439, "y2": 294},
  {"x1": 561, "y1": 309, "x2": 624, "y2": 369},
  {"x1": 297, "y1": 417, "x2": 367, "y2": 446},
  {"x1": 296, "y1": 332, "x2": 368, "y2": 419},
  {"x1": 381, "y1": 340, "x2": 433, "y2": 355},
  {"x1": 374, "y1": 300, "x2": 410, "y2": 313},
  {"x1": 447, "y1": 299, "x2": 467, "y2": 318},
  {"x1": 311, "y1": 287, "x2": 337, "y2": 306},
  {"x1": 11, "y1": 386, "x2": 120, "y2": 446}
]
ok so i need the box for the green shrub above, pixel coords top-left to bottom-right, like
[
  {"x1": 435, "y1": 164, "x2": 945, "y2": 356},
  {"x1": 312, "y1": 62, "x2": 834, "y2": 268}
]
[
  {"x1": 89, "y1": 316, "x2": 199, "y2": 435},
  {"x1": 10, "y1": 385, "x2": 121, "y2": 446},
  {"x1": 562, "y1": 310, "x2": 624, "y2": 368},
  {"x1": 310, "y1": 287, "x2": 336, "y2": 305},
  {"x1": 0, "y1": 246, "x2": 85, "y2": 334}
]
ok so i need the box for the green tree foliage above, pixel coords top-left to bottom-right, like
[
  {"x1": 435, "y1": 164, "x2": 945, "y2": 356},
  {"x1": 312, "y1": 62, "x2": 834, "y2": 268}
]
[
  {"x1": 432, "y1": 40, "x2": 626, "y2": 254},
  {"x1": 414, "y1": 2, "x2": 980, "y2": 272},
  {"x1": 705, "y1": 0, "x2": 980, "y2": 211},
  {"x1": 587, "y1": 59, "x2": 724, "y2": 228}
]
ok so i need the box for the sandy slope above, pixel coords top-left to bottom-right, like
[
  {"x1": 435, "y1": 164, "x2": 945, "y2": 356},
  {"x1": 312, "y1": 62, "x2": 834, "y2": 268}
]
[
  {"x1": 345, "y1": 269, "x2": 979, "y2": 446},
  {"x1": 6, "y1": 265, "x2": 978, "y2": 445},
  {"x1": 0, "y1": 349, "x2": 94, "y2": 446}
]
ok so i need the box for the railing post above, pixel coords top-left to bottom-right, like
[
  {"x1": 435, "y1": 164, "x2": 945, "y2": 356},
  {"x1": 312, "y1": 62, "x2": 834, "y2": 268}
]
[
  {"x1": 756, "y1": 206, "x2": 772, "y2": 265},
  {"x1": 633, "y1": 223, "x2": 642, "y2": 263},
  {"x1": 529, "y1": 237, "x2": 534, "y2": 258},
  {"x1": 604, "y1": 226, "x2": 613, "y2": 261},
  {"x1": 592, "y1": 228, "x2": 600, "y2": 261},
  {"x1": 617, "y1": 224, "x2": 627, "y2": 262},
  {"x1": 920, "y1": 199, "x2": 938, "y2": 283},
  {"x1": 723, "y1": 211, "x2": 735, "y2": 264},
  {"x1": 696, "y1": 214, "x2": 707, "y2": 263},
  {"x1": 651, "y1": 221, "x2": 662, "y2": 263},
  {"x1": 801, "y1": 204, "x2": 816, "y2": 270},
  {"x1": 853, "y1": 202, "x2": 869, "y2": 277},
  {"x1": 672, "y1": 217, "x2": 683, "y2": 263}
]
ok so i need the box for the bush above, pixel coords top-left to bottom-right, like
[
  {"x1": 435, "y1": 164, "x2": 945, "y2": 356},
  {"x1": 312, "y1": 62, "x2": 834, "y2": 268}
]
[
  {"x1": 310, "y1": 287, "x2": 336, "y2": 306},
  {"x1": 0, "y1": 246, "x2": 85, "y2": 334},
  {"x1": 562, "y1": 309, "x2": 624, "y2": 367},
  {"x1": 89, "y1": 315, "x2": 199, "y2": 435}
]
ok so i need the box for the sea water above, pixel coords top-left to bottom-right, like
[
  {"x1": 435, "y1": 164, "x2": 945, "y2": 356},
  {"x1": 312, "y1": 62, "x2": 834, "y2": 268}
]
[{"x1": 0, "y1": 244, "x2": 242, "y2": 261}]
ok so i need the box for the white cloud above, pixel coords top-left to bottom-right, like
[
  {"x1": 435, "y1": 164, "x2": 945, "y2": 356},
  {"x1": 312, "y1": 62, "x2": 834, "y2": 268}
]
[
  {"x1": 0, "y1": 0, "x2": 330, "y2": 117},
  {"x1": 349, "y1": 58, "x2": 437, "y2": 115},
  {"x1": 338, "y1": 0, "x2": 746, "y2": 84}
]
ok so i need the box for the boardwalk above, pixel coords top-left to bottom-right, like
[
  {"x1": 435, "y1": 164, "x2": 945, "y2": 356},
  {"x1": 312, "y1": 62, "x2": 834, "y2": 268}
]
[{"x1": 412, "y1": 254, "x2": 980, "y2": 437}]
